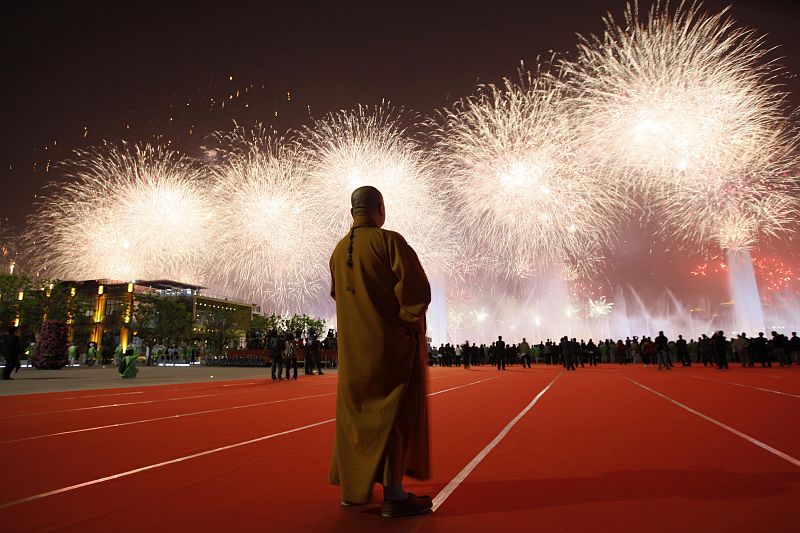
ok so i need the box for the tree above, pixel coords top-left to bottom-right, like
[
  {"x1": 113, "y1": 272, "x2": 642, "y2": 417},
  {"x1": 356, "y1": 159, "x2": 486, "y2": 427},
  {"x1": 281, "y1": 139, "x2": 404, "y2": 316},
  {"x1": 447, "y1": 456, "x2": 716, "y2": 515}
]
[
  {"x1": 132, "y1": 294, "x2": 193, "y2": 353},
  {"x1": 0, "y1": 273, "x2": 29, "y2": 327},
  {"x1": 250, "y1": 313, "x2": 327, "y2": 338},
  {"x1": 250, "y1": 314, "x2": 270, "y2": 335},
  {"x1": 0, "y1": 276, "x2": 91, "y2": 342},
  {"x1": 198, "y1": 307, "x2": 242, "y2": 356}
]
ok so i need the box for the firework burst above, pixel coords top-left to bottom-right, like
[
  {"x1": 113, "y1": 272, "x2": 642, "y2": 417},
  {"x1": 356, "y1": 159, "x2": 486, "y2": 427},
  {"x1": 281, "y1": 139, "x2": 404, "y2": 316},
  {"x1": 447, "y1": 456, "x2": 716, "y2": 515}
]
[
  {"x1": 302, "y1": 105, "x2": 451, "y2": 273},
  {"x1": 563, "y1": 1, "x2": 799, "y2": 251},
  {"x1": 433, "y1": 70, "x2": 621, "y2": 280},
  {"x1": 207, "y1": 126, "x2": 329, "y2": 313},
  {"x1": 587, "y1": 296, "x2": 614, "y2": 318},
  {"x1": 27, "y1": 143, "x2": 214, "y2": 283}
]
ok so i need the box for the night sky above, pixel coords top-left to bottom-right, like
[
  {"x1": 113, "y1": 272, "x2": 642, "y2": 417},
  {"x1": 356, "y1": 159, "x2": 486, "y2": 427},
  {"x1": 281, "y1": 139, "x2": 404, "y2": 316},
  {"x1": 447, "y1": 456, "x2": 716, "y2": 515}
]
[{"x1": 3, "y1": 0, "x2": 800, "y2": 302}]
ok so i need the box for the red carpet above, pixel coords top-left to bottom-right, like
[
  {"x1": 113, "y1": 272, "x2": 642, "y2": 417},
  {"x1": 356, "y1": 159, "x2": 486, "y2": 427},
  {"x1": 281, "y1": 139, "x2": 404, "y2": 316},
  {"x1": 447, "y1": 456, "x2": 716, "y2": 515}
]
[{"x1": 1, "y1": 365, "x2": 798, "y2": 532}]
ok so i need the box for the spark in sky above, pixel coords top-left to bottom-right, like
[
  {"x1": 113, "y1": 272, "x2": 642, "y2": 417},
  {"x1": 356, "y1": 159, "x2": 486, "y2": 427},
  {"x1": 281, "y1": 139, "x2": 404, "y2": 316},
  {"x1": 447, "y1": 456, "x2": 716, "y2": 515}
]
[
  {"x1": 692, "y1": 254, "x2": 797, "y2": 296},
  {"x1": 27, "y1": 143, "x2": 214, "y2": 283},
  {"x1": 206, "y1": 126, "x2": 329, "y2": 313},
  {"x1": 433, "y1": 70, "x2": 621, "y2": 280},
  {"x1": 587, "y1": 296, "x2": 614, "y2": 318},
  {"x1": 563, "y1": 1, "x2": 799, "y2": 251},
  {"x1": 302, "y1": 105, "x2": 451, "y2": 273}
]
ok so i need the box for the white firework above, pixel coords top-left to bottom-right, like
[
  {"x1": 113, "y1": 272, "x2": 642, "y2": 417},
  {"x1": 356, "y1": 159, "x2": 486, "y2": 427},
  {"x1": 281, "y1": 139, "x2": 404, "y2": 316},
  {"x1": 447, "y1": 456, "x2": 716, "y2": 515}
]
[
  {"x1": 563, "y1": 1, "x2": 799, "y2": 250},
  {"x1": 433, "y1": 70, "x2": 621, "y2": 280},
  {"x1": 302, "y1": 105, "x2": 452, "y2": 274},
  {"x1": 210, "y1": 128, "x2": 330, "y2": 314},
  {"x1": 207, "y1": 126, "x2": 329, "y2": 314},
  {"x1": 28, "y1": 143, "x2": 214, "y2": 283},
  {"x1": 587, "y1": 296, "x2": 614, "y2": 318}
]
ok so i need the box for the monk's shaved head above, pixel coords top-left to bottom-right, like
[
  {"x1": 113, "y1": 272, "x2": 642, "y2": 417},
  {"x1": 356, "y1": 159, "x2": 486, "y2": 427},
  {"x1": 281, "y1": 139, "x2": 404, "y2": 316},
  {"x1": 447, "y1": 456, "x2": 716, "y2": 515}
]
[
  {"x1": 350, "y1": 185, "x2": 386, "y2": 227},
  {"x1": 351, "y1": 186, "x2": 383, "y2": 212}
]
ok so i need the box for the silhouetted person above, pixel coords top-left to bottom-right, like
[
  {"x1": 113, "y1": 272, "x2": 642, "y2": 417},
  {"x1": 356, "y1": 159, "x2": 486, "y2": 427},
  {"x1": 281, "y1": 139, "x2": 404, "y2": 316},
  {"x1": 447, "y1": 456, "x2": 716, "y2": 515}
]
[
  {"x1": 519, "y1": 338, "x2": 531, "y2": 368},
  {"x1": 675, "y1": 335, "x2": 690, "y2": 366},
  {"x1": 751, "y1": 332, "x2": 770, "y2": 367},
  {"x1": 496, "y1": 336, "x2": 506, "y2": 370},
  {"x1": 654, "y1": 331, "x2": 671, "y2": 370},
  {"x1": 2, "y1": 326, "x2": 21, "y2": 380},
  {"x1": 585, "y1": 339, "x2": 597, "y2": 367},
  {"x1": 772, "y1": 331, "x2": 791, "y2": 367},
  {"x1": 713, "y1": 331, "x2": 729, "y2": 369},
  {"x1": 284, "y1": 333, "x2": 298, "y2": 380},
  {"x1": 790, "y1": 332, "x2": 800, "y2": 365}
]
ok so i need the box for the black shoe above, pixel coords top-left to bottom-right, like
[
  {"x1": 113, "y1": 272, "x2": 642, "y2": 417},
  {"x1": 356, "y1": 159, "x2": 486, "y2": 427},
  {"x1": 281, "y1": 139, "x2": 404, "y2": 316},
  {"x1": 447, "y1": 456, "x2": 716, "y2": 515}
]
[{"x1": 381, "y1": 493, "x2": 432, "y2": 518}]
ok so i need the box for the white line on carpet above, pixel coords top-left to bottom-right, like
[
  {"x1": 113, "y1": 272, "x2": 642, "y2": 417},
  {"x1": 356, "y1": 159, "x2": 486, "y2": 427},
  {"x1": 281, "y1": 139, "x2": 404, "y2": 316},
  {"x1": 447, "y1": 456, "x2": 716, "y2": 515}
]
[
  {"x1": 60, "y1": 391, "x2": 145, "y2": 400},
  {"x1": 429, "y1": 376, "x2": 497, "y2": 396},
  {"x1": 617, "y1": 373, "x2": 800, "y2": 469},
  {"x1": 0, "y1": 392, "x2": 338, "y2": 444},
  {"x1": 0, "y1": 374, "x2": 495, "y2": 509},
  {"x1": 0, "y1": 384, "x2": 310, "y2": 420},
  {"x1": 431, "y1": 373, "x2": 562, "y2": 512},
  {"x1": 685, "y1": 374, "x2": 800, "y2": 399},
  {"x1": 0, "y1": 419, "x2": 337, "y2": 511}
]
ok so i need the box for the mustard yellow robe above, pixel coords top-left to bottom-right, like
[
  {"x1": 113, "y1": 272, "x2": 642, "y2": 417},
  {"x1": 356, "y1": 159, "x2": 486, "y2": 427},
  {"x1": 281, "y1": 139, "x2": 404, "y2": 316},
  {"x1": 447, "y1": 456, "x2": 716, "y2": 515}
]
[{"x1": 329, "y1": 214, "x2": 431, "y2": 503}]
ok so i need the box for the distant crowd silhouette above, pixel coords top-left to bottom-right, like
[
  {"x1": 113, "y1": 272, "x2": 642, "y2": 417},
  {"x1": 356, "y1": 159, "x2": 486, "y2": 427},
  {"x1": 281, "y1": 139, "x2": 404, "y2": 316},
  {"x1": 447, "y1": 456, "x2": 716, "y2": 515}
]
[{"x1": 430, "y1": 330, "x2": 799, "y2": 370}]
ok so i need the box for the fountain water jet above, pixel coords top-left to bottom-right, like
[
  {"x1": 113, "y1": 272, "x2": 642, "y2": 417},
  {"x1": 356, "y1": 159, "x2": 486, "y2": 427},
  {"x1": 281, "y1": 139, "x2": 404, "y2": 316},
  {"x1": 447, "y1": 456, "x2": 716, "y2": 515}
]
[{"x1": 726, "y1": 249, "x2": 766, "y2": 335}]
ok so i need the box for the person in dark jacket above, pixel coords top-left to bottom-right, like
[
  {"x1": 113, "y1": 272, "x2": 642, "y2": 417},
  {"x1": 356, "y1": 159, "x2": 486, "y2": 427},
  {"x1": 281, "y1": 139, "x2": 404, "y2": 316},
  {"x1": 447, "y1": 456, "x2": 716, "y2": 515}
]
[
  {"x1": 713, "y1": 331, "x2": 729, "y2": 369},
  {"x1": 308, "y1": 332, "x2": 324, "y2": 375},
  {"x1": 771, "y1": 331, "x2": 791, "y2": 367},
  {"x1": 585, "y1": 339, "x2": 598, "y2": 367},
  {"x1": 790, "y1": 332, "x2": 800, "y2": 365},
  {"x1": 496, "y1": 336, "x2": 506, "y2": 370},
  {"x1": 750, "y1": 332, "x2": 770, "y2": 367},
  {"x1": 284, "y1": 332, "x2": 298, "y2": 380},
  {"x1": 654, "y1": 331, "x2": 671, "y2": 370},
  {"x1": 266, "y1": 330, "x2": 282, "y2": 380},
  {"x1": 2, "y1": 326, "x2": 22, "y2": 380},
  {"x1": 561, "y1": 337, "x2": 576, "y2": 371},
  {"x1": 675, "y1": 335, "x2": 690, "y2": 366}
]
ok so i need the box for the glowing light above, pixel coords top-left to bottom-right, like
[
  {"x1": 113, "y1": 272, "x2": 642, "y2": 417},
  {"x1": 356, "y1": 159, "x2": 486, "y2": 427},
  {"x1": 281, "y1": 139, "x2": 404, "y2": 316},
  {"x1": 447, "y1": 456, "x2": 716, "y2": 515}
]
[
  {"x1": 205, "y1": 125, "x2": 328, "y2": 314},
  {"x1": 434, "y1": 70, "x2": 620, "y2": 279},
  {"x1": 471, "y1": 308, "x2": 489, "y2": 323},
  {"x1": 587, "y1": 296, "x2": 614, "y2": 318},
  {"x1": 27, "y1": 144, "x2": 215, "y2": 283},
  {"x1": 563, "y1": 1, "x2": 799, "y2": 251},
  {"x1": 303, "y1": 105, "x2": 452, "y2": 274}
]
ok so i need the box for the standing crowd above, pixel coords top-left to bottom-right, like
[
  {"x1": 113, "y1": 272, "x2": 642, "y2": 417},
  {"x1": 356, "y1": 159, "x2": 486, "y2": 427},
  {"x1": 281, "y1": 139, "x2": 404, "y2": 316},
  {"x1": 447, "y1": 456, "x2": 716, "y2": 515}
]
[
  {"x1": 430, "y1": 330, "x2": 800, "y2": 370},
  {"x1": 260, "y1": 329, "x2": 338, "y2": 380}
]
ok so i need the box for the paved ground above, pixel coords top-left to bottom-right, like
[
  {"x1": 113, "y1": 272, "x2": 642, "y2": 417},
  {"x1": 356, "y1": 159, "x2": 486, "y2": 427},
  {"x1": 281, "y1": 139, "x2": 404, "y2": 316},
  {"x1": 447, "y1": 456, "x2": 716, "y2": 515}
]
[{"x1": 0, "y1": 365, "x2": 335, "y2": 396}]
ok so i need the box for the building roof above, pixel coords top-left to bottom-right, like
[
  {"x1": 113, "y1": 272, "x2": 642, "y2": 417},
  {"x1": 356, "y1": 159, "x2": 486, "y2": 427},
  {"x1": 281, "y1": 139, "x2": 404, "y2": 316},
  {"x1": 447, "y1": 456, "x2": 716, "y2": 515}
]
[
  {"x1": 136, "y1": 280, "x2": 207, "y2": 291},
  {"x1": 67, "y1": 279, "x2": 206, "y2": 291}
]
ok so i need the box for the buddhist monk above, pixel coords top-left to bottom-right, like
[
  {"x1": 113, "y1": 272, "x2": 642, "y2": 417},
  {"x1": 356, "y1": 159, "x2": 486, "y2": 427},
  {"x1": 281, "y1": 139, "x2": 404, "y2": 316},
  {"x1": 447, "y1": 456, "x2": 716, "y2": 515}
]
[{"x1": 329, "y1": 185, "x2": 432, "y2": 518}]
